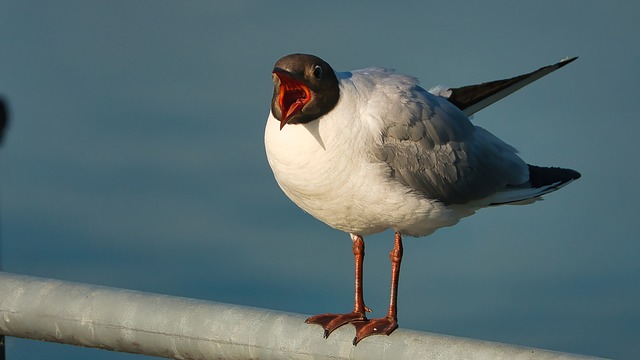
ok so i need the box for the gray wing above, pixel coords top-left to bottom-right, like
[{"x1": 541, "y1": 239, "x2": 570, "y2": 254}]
[{"x1": 369, "y1": 86, "x2": 528, "y2": 205}]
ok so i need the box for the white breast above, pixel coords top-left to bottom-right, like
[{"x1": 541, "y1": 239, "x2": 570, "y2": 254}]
[{"x1": 264, "y1": 75, "x2": 463, "y2": 237}]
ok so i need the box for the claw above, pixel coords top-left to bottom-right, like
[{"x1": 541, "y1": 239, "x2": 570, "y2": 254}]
[
  {"x1": 305, "y1": 312, "x2": 368, "y2": 338},
  {"x1": 352, "y1": 317, "x2": 398, "y2": 345}
]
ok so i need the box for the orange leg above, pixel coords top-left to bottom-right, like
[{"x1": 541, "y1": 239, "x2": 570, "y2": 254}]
[
  {"x1": 352, "y1": 231, "x2": 403, "y2": 345},
  {"x1": 305, "y1": 234, "x2": 371, "y2": 337}
]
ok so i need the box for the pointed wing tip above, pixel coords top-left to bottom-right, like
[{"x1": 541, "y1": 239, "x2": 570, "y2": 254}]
[{"x1": 558, "y1": 56, "x2": 579, "y2": 67}]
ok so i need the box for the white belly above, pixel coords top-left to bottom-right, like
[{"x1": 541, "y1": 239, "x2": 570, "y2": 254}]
[{"x1": 264, "y1": 113, "x2": 461, "y2": 237}]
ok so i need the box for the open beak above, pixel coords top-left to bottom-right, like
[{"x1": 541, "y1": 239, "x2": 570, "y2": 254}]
[{"x1": 273, "y1": 68, "x2": 312, "y2": 129}]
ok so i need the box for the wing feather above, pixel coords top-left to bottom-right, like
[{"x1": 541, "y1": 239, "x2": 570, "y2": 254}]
[
  {"x1": 443, "y1": 57, "x2": 578, "y2": 116},
  {"x1": 362, "y1": 72, "x2": 528, "y2": 205}
]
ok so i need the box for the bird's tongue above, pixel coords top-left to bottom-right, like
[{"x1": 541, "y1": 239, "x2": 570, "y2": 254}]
[
  {"x1": 276, "y1": 73, "x2": 311, "y2": 128},
  {"x1": 282, "y1": 88, "x2": 307, "y2": 121}
]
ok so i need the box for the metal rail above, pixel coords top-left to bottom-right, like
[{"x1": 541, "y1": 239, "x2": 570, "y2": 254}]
[{"x1": 0, "y1": 272, "x2": 601, "y2": 359}]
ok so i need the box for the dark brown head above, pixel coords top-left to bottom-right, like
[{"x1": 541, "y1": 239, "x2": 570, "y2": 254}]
[{"x1": 271, "y1": 54, "x2": 340, "y2": 129}]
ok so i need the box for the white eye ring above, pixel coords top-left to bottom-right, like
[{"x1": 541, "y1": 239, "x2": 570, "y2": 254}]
[{"x1": 313, "y1": 65, "x2": 323, "y2": 80}]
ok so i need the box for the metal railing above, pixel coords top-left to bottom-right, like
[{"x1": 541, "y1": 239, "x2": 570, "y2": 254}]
[{"x1": 0, "y1": 272, "x2": 601, "y2": 359}]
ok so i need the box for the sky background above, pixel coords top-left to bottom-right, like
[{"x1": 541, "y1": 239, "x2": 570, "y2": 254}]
[{"x1": 1, "y1": 1, "x2": 638, "y2": 359}]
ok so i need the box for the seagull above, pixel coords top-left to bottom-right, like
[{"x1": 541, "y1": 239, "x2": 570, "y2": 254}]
[{"x1": 264, "y1": 54, "x2": 580, "y2": 345}]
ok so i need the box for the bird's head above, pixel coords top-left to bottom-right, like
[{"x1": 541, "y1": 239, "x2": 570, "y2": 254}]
[{"x1": 271, "y1": 54, "x2": 340, "y2": 129}]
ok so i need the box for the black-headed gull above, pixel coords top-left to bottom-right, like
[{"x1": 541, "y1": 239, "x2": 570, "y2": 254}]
[{"x1": 264, "y1": 54, "x2": 580, "y2": 345}]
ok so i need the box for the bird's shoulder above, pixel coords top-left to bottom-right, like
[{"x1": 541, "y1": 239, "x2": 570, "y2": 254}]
[{"x1": 341, "y1": 67, "x2": 475, "y2": 149}]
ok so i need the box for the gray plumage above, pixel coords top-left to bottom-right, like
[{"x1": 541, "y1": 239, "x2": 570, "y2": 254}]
[{"x1": 362, "y1": 70, "x2": 529, "y2": 205}]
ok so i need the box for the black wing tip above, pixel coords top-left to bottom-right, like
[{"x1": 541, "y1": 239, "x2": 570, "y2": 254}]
[
  {"x1": 561, "y1": 56, "x2": 579, "y2": 63},
  {"x1": 528, "y1": 165, "x2": 581, "y2": 189},
  {"x1": 447, "y1": 56, "x2": 579, "y2": 116},
  {"x1": 557, "y1": 56, "x2": 579, "y2": 68}
]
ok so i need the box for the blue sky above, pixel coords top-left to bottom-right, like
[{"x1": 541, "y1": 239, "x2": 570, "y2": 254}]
[{"x1": 1, "y1": 1, "x2": 638, "y2": 359}]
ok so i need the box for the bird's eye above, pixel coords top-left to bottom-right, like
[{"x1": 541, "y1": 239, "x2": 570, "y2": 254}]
[{"x1": 313, "y1": 65, "x2": 323, "y2": 80}]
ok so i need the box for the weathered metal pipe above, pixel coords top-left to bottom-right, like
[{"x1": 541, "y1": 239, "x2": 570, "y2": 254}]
[{"x1": 0, "y1": 272, "x2": 600, "y2": 359}]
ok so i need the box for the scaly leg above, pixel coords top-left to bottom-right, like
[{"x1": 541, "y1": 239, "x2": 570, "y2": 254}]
[
  {"x1": 353, "y1": 231, "x2": 403, "y2": 345},
  {"x1": 306, "y1": 233, "x2": 371, "y2": 338}
]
